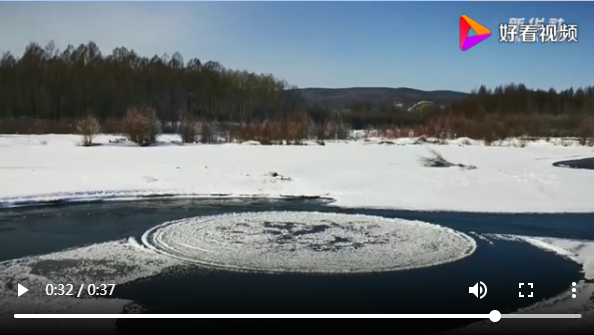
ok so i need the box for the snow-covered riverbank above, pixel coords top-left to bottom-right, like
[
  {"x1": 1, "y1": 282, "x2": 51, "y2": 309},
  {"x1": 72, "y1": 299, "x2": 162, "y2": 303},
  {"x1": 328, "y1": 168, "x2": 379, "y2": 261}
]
[{"x1": 1, "y1": 134, "x2": 593, "y2": 212}]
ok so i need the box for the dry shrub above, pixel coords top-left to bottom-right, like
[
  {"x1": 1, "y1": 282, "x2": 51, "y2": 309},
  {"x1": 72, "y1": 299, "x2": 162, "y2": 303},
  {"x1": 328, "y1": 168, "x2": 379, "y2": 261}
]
[
  {"x1": 384, "y1": 128, "x2": 396, "y2": 139},
  {"x1": 314, "y1": 112, "x2": 350, "y2": 141},
  {"x1": 228, "y1": 117, "x2": 309, "y2": 145},
  {"x1": 316, "y1": 123, "x2": 327, "y2": 140},
  {"x1": 179, "y1": 112, "x2": 198, "y2": 143},
  {"x1": 198, "y1": 121, "x2": 216, "y2": 144},
  {"x1": 229, "y1": 123, "x2": 259, "y2": 143},
  {"x1": 76, "y1": 114, "x2": 101, "y2": 146},
  {"x1": 560, "y1": 138, "x2": 573, "y2": 147},
  {"x1": 424, "y1": 113, "x2": 591, "y2": 141},
  {"x1": 261, "y1": 120, "x2": 284, "y2": 144},
  {"x1": 230, "y1": 119, "x2": 298, "y2": 144},
  {"x1": 324, "y1": 112, "x2": 349, "y2": 140},
  {"x1": 374, "y1": 126, "x2": 399, "y2": 139},
  {"x1": 362, "y1": 127, "x2": 372, "y2": 139},
  {"x1": 258, "y1": 120, "x2": 283, "y2": 144},
  {"x1": 285, "y1": 113, "x2": 308, "y2": 144},
  {"x1": 420, "y1": 149, "x2": 476, "y2": 170},
  {"x1": 224, "y1": 128, "x2": 233, "y2": 143},
  {"x1": 365, "y1": 127, "x2": 378, "y2": 138},
  {"x1": 123, "y1": 106, "x2": 161, "y2": 146},
  {"x1": 578, "y1": 117, "x2": 594, "y2": 146},
  {"x1": 413, "y1": 135, "x2": 428, "y2": 145},
  {"x1": 420, "y1": 149, "x2": 455, "y2": 167}
]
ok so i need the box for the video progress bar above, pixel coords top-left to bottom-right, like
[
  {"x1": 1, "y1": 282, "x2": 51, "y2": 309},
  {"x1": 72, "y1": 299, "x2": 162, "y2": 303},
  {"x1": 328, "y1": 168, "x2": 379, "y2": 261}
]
[{"x1": 14, "y1": 313, "x2": 583, "y2": 321}]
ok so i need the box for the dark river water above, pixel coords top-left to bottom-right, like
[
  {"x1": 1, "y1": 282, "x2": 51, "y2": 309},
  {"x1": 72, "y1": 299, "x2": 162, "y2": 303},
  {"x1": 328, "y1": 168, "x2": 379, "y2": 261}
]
[{"x1": 0, "y1": 198, "x2": 592, "y2": 334}]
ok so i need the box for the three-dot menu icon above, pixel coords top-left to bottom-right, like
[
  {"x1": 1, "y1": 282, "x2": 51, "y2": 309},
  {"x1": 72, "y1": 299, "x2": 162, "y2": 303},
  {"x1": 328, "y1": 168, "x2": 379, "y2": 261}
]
[{"x1": 572, "y1": 282, "x2": 577, "y2": 298}]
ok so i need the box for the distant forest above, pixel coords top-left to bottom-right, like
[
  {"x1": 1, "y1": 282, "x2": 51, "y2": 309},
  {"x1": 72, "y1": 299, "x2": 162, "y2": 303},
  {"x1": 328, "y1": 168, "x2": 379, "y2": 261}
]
[
  {"x1": 0, "y1": 41, "x2": 302, "y2": 123},
  {"x1": 0, "y1": 42, "x2": 593, "y2": 141}
]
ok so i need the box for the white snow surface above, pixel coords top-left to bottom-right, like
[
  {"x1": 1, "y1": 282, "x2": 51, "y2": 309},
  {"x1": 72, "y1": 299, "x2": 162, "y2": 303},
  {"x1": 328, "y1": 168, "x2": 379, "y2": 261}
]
[
  {"x1": 141, "y1": 211, "x2": 477, "y2": 273},
  {"x1": 1, "y1": 134, "x2": 594, "y2": 212}
]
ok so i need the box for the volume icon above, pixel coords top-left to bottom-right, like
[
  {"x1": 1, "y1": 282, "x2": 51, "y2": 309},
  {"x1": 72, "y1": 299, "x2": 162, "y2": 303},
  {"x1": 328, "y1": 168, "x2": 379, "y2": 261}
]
[{"x1": 469, "y1": 281, "x2": 487, "y2": 299}]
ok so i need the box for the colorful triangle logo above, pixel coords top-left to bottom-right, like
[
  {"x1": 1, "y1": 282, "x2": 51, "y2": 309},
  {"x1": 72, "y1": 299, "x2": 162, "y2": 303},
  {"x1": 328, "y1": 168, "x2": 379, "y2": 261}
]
[{"x1": 460, "y1": 15, "x2": 491, "y2": 51}]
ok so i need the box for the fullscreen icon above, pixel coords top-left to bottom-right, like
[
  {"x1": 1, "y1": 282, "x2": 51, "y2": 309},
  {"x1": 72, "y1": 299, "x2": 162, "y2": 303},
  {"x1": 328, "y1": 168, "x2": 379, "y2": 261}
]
[{"x1": 519, "y1": 283, "x2": 533, "y2": 298}]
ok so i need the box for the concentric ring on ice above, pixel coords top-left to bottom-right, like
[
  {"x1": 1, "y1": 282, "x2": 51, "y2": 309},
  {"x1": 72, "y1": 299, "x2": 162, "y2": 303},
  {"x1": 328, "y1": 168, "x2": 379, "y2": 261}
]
[{"x1": 141, "y1": 211, "x2": 477, "y2": 273}]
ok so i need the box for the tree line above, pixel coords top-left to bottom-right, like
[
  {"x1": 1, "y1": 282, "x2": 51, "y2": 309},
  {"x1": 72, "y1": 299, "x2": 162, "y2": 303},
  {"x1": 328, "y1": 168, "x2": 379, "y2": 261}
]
[
  {"x1": 433, "y1": 84, "x2": 594, "y2": 141},
  {"x1": 0, "y1": 41, "x2": 302, "y2": 123},
  {"x1": 0, "y1": 41, "x2": 592, "y2": 142},
  {"x1": 448, "y1": 84, "x2": 594, "y2": 117}
]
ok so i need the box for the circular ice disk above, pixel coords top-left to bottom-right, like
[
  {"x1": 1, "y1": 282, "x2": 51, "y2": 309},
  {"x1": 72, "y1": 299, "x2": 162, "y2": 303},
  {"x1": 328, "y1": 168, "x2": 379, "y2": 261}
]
[{"x1": 141, "y1": 211, "x2": 477, "y2": 274}]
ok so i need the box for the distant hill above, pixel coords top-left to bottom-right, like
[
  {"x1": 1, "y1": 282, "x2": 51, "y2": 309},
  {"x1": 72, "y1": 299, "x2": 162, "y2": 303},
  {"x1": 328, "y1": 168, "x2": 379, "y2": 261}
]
[{"x1": 297, "y1": 87, "x2": 469, "y2": 109}]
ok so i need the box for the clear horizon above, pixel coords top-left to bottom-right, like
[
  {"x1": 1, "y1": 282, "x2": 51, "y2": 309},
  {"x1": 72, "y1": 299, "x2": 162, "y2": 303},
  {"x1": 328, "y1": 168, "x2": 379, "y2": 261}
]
[{"x1": 0, "y1": 2, "x2": 592, "y2": 93}]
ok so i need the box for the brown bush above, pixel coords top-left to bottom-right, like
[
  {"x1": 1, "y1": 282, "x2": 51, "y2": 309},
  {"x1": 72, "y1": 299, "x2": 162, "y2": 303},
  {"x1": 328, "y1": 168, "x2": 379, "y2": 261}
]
[
  {"x1": 262, "y1": 120, "x2": 284, "y2": 144},
  {"x1": 76, "y1": 114, "x2": 101, "y2": 146},
  {"x1": 578, "y1": 117, "x2": 594, "y2": 146},
  {"x1": 198, "y1": 121, "x2": 216, "y2": 144},
  {"x1": 228, "y1": 120, "x2": 286, "y2": 144},
  {"x1": 284, "y1": 113, "x2": 308, "y2": 144},
  {"x1": 316, "y1": 123, "x2": 327, "y2": 140},
  {"x1": 424, "y1": 113, "x2": 591, "y2": 142},
  {"x1": 123, "y1": 106, "x2": 161, "y2": 146},
  {"x1": 179, "y1": 112, "x2": 198, "y2": 143},
  {"x1": 229, "y1": 123, "x2": 257, "y2": 143}
]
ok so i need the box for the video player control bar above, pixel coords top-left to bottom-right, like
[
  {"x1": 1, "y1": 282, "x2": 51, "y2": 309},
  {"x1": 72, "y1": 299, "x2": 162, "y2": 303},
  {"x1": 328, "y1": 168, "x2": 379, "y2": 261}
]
[{"x1": 14, "y1": 311, "x2": 582, "y2": 322}]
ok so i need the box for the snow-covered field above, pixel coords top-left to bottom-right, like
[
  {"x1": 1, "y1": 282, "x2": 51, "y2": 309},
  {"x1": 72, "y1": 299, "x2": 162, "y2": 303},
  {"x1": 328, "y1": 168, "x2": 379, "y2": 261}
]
[
  {"x1": 1, "y1": 134, "x2": 593, "y2": 332},
  {"x1": 0, "y1": 134, "x2": 593, "y2": 212}
]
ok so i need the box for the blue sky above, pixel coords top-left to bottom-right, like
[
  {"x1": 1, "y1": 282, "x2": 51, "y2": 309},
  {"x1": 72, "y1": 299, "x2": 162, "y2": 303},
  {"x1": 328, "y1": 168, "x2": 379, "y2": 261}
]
[{"x1": 0, "y1": 1, "x2": 592, "y2": 92}]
